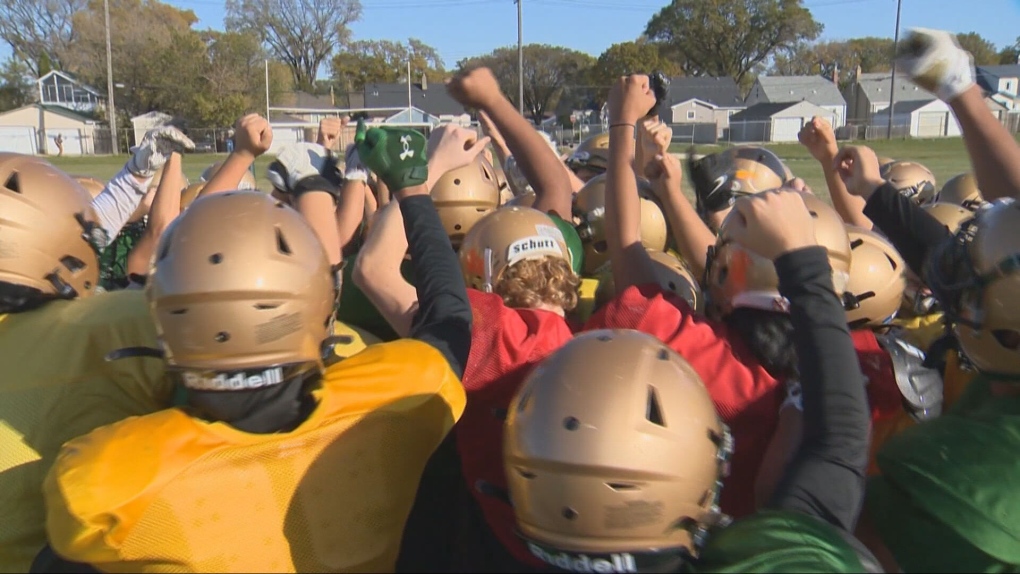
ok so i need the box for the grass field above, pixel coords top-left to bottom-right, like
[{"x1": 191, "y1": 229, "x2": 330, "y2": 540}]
[{"x1": 48, "y1": 136, "x2": 1009, "y2": 205}]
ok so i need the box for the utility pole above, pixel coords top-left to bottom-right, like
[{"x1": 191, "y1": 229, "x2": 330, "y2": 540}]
[
  {"x1": 103, "y1": 0, "x2": 119, "y2": 154},
  {"x1": 516, "y1": 0, "x2": 524, "y2": 117},
  {"x1": 886, "y1": 0, "x2": 903, "y2": 140}
]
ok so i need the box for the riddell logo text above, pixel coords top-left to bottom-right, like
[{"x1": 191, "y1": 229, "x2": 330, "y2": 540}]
[
  {"x1": 182, "y1": 367, "x2": 284, "y2": 391},
  {"x1": 528, "y1": 542, "x2": 638, "y2": 573}
]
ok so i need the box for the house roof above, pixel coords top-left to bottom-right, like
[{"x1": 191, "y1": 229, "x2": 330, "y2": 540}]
[
  {"x1": 753, "y1": 75, "x2": 846, "y2": 106},
  {"x1": 268, "y1": 111, "x2": 307, "y2": 124},
  {"x1": 855, "y1": 72, "x2": 934, "y2": 104},
  {"x1": 0, "y1": 103, "x2": 97, "y2": 124},
  {"x1": 37, "y1": 70, "x2": 103, "y2": 97},
  {"x1": 661, "y1": 77, "x2": 744, "y2": 110},
  {"x1": 887, "y1": 99, "x2": 936, "y2": 115},
  {"x1": 977, "y1": 65, "x2": 1020, "y2": 79},
  {"x1": 274, "y1": 91, "x2": 338, "y2": 111},
  {"x1": 363, "y1": 82, "x2": 465, "y2": 117},
  {"x1": 729, "y1": 102, "x2": 799, "y2": 121},
  {"x1": 131, "y1": 111, "x2": 173, "y2": 121}
]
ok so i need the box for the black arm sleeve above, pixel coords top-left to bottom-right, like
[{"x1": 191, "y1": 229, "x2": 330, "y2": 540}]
[
  {"x1": 399, "y1": 194, "x2": 473, "y2": 377},
  {"x1": 768, "y1": 247, "x2": 870, "y2": 534},
  {"x1": 863, "y1": 182, "x2": 954, "y2": 276}
]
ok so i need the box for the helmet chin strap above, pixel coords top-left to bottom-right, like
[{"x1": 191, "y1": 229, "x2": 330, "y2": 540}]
[{"x1": 483, "y1": 247, "x2": 494, "y2": 293}]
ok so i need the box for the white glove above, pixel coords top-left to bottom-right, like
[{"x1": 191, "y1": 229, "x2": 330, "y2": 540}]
[
  {"x1": 127, "y1": 126, "x2": 195, "y2": 178},
  {"x1": 895, "y1": 28, "x2": 975, "y2": 103},
  {"x1": 267, "y1": 142, "x2": 332, "y2": 192}
]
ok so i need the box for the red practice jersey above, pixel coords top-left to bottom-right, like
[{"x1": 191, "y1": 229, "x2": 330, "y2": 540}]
[
  {"x1": 456, "y1": 289, "x2": 575, "y2": 567},
  {"x1": 584, "y1": 284, "x2": 783, "y2": 519}
]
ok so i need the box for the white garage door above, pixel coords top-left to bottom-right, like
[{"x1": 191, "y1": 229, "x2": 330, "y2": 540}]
[
  {"x1": 43, "y1": 129, "x2": 84, "y2": 156},
  {"x1": 0, "y1": 127, "x2": 37, "y2": 154},
  {"x1": 771, "y1": 117, "x2": 804, "y2": 142},
  {"x1": 917, "y1": 112, "x2": 945, "y2": 138}
]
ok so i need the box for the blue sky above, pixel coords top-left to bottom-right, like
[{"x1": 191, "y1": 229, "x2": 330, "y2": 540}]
[{"x1": 164, "y1": 0, "x2": 1020, "y2": 68}]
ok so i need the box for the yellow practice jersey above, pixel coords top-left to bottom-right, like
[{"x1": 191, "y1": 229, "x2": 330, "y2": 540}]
[
  {"x1": 0, "y1": 290, "x2": 171, "y2": 572},
  {"x1": 572, "y1": 277, "x2": 601, "y2": 324},
  {"x1": 44, "y1": 339, "x2": 466, "y2": 573},
  {"x1": 329, "y1": 321, "x2": 382, "y2": 361},
  {"x1": 891, "y1": 312, "x2": 946, "y2": 353}
]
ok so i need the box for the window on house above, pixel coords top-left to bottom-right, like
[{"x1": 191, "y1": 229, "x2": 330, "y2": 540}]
[
  {"x1": 687, "y1": 110, "x2": 696, "y2": 120},
  {"x1": 1007, "y1": 81, "x2": 1015, "y2": 93}
]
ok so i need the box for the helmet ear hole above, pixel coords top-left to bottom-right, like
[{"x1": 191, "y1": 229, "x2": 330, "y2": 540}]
[
  {"x1": 5, "y1": 172, "x2": 20, "y2": 193},
  {"x1": 992, "y1": 329, "x2": 1020, "y2": 351}
]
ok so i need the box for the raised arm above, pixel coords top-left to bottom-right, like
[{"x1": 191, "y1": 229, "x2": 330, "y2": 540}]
[
  {"x1": 355, "y1": 123, "x2": 486, "y2": 376},
  {"x1": 799, "y1": 117, "x2": 872, "y2": 229},
  {"x1": 896, "y1": 28, "x2": 1020, "y2": 201},
  {"x1": 727, "y1": 191, "x2": 870, "y2": 533},
  {"x1": 91, "y1": 126, "x2": 193, "y2": 240},
  {"x1": 836, "y1": 145, "x2": 952, "y2": 276},
  {"x1": 352, "y1": 201, "x2": 418, "y2": 338},
  {"x1": 447, "y1": 68, "x2": 573, "y2": 219},
  {"x1": 201, "y1": 114, "x2": 272, "y2": 197},
  {"x1": 126, "y1": 152, "x2": 184, "y2": 279},
  {"x1": 604, "y1": 74, "x2": 660, "y2": 293}
]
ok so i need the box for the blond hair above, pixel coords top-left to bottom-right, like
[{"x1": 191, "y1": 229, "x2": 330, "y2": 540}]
[{"x1": 497, "y1": 256, "x2": 580, "y2": 311}]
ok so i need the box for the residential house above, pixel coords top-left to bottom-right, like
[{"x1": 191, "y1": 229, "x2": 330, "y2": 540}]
[
  {"x1": 363, "y1": 76, "x2": 468, "y2": 125},
  {"x1": 0, "y1": 104, "x2": 99, "y2": 155},
  {"x1": 745, "y1": 74, "x2": 847, "y2": 128},
  {"x1": 729, "y1": 101, "x2": 836, "y2": 143},
  {"x1": 843, "y1": 71, "x2": 934, "y2": 126},
  {"x1": 871, "y1": 97, "x2": 1009, "y2": 138},
  {"x1": 658, "y1": 76, "x2": 745, "y2": 142},
  {"x1": 977, "y1": 64, "x2": 1020, "y2": 111},
  {"x1": 37, "y1": 70, "x2": 104, "y2": 115},
  {"x1": 131, "y1": 111, "x2": 173, "y2": 147}
]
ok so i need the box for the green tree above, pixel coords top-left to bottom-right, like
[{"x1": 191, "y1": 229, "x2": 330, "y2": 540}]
[
  {"x1": 591, "y1": 41, "x2": 680, "y2": 100},
  {"x1": 225, "y1": 0, "x2": 362, "y2": 91},
  {"x1": 332, "y1": 38, "x2": 445, "y2": 92},
  {"x1": 62, "y1": 0, "x2": 202, "y2": 117},
  {"x1": 770, "y1": 37, "x2": 893, "y2": 85},
  {"x1": 645, "y1": 0, "x2": 822, "y2": 88},
  {"x1": 458, "y1": 44, "x2": 595, "y2": 123},
  {"x1": 998, "y1": 36, "x2": 1020, "y2": 65},
  {"x1": 0, "y1": 58, "x2": 34, "y2": 112},
  {"x1": 0, "y1": 0, "x2": 84, "y2": 75},
  {"x1": 954, "y1": 32, "x2": 999, "y2": 66}
]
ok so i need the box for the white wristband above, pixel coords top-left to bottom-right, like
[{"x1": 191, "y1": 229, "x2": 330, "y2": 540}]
[{"x1": 345, "y1": 169, "x2": 369, "y2": 183}]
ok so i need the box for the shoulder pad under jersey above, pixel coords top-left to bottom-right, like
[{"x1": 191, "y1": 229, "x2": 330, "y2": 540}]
[{"x1": 876, "y1": 332, "x2": 944, "y2": 422}]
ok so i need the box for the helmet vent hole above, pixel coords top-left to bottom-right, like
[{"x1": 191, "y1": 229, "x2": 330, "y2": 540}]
[
  {"x1": 885, "y1": 254, "x2": 899, "y2": 270},
  {"x1": 453, "y1": 178, "x2": 462, "y2": 185},
  {"x1": 992, "y1": 330, "x2": 1020, "y2": 351},
  {"x1": 454, "y1": 224, "x2": 462, "y2": 231},
  {"x1": 596, "y1": 334, "x2": 612, "y2": 342},
  {"x1": 646, "y1": 386, "x2": 666, "y2": 426},
  {"x1": 657, "y1": 348, "x2": 669, "y2": 361},
  {"x1": 593, "y1": 240, "x2": 608, "y2": 254},
  {"x1": 850, "y1": 239, "x2": 864, "y2": 249},
  {"x1": 60, "y1": 256, "x2": 85, "y2": 273},
  {"x1": 606, "y1": 482, "x2": 639, "y2": 491},
  {"x1": 563, "y1": 416, "x2": 580, "y2": 431},
  {"x1": 276, "y1": 228, "x2": 292, "y2": 255},
  {"x1": 516, "y1": 469, "x2": 537, "y2": 480},
  {"x1": 209, "y1": 253, "x2": 223, "y2": 264},
  {"x1": 215, "y1": 331, "x2": 230, "y2": 343},
  {"x1": 5, "y1": 172, "x2": 20, "y2": 193},
  {"x1": 170, "y1": 309, "x2": 188, "y2": 315},
  {"x1": 254, "y1": 302, "x2": 281, "y2": 310},
  {"x1": 562, "y1": 507, "x2": 578, "y2": 520},
  {"x1": 667, "y1": 281, "x2": 677, "y2": 292}
]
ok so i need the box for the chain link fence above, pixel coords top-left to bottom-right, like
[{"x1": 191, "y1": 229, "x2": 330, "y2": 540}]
[{"x1": 20, "y1": 110, "x2": 1020, "y2": 158}]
